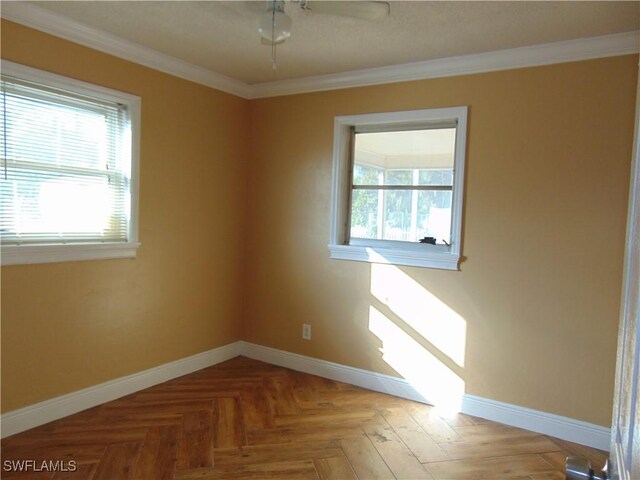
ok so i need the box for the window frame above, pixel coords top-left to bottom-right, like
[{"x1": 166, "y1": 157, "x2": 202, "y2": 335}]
[
  {"x1": 328, "y1": 106, "x2": 468, "y2": 270},
  {"x1": 0, "y1": 60, "x2": 141, "y2": 266}
]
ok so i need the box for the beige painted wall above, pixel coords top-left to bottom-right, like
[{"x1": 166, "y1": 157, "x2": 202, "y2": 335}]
[
  {"x1": 1, "y1": 19, "x2": 637, "y2": 428},
  {"x1": 0, "y1": 21, "x2": 250, "y2": 412},
  {"x1": 244, "y1": 56, "x2": 638, "y2": 427}
]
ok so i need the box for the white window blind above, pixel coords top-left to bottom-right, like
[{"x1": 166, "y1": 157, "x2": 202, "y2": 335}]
[{"x1": 1, "y1": 75, "x2": 132, "y2": 246}]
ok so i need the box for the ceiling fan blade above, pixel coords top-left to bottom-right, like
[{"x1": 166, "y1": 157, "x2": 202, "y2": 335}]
[{"x1": 301, "y1": 1, "x2": 390, "y2": 21}]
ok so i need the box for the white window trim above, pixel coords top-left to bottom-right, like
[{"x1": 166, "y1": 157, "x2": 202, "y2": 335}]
[
  {"x1": 328, "y1": 106, "x2": 468, "y2": 270},
  {"x1": 0, "y1": 60, "x2": 141, "y2": 266}
]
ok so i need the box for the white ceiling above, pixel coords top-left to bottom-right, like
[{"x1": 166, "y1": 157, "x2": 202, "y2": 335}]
[{"x1": 19, "y1": 1, "x2": 640, "y2": 87}]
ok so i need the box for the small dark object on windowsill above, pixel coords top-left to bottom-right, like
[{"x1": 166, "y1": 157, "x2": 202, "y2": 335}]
[{"x1": 419, "y1": 237, "x2": 437, "y2": 245}]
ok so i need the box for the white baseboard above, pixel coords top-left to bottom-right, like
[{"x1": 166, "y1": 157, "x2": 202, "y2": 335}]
[
  {"x1": 1, "y1": 340, "x2": 611, "y2": 451},
  {"x1": 238, "y1": 341, "x2": 611, "y2": 451},
  {"x1": 1, "y1": 342, "x2": 241, "y2": 438},
  {"x1": 461, "y1": 394, "x2": 611, "y2": 452}
]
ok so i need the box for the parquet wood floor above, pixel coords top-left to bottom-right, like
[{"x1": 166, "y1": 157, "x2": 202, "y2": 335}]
[{"x1": 1, "y1": 356, "x2": 607, "y2": 479}]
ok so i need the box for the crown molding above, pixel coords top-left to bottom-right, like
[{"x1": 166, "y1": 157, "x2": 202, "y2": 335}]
[
  {"x1": 1, "y1": 2, "x2": 253, "y2": 99},
  {"x1": 251, "y1": 30, "x2": 640, "y2": 98},
  {"x1": 2, "y1": 2, "x2": 638, "y2": 100}
]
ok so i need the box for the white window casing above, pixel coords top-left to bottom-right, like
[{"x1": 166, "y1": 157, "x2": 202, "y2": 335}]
[
  {"x1": 328, "y1": 106, "x2": 468, "y2": 270},
  {"x1": 0, "y1": 60, "x2": 141, "y2": 265}
]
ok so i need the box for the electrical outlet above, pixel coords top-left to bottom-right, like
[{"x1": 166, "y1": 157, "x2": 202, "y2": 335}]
[{"x1": 302, "y1": 323, "x2": 311, "y2": 340}]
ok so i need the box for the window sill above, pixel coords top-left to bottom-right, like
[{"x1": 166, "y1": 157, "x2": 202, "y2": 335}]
[
  {"x1": 328, "y1": 243, "x2": 460, "y2": 270},
  {"x1": 1, "y1": 242, "x2": 141, "y2": 266}
]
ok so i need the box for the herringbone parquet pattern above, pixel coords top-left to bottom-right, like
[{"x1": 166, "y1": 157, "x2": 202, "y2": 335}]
[{"x1": 1, "y1": 356, "x2": 606, "y2": 479}]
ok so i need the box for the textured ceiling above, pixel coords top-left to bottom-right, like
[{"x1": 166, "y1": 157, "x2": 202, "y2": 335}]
[{"x1": 28, "y1": 1, "x2": 640, "y2": 85}]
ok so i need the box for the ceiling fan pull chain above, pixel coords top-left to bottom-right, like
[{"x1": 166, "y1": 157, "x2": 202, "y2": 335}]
[{"x1": 271, "y1": 7, "x2": 278, "y2": 69}]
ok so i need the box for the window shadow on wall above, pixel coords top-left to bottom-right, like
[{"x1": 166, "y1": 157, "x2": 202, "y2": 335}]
[{"x1": 368, "y1": 260, "x2": 467, "y2": 415}]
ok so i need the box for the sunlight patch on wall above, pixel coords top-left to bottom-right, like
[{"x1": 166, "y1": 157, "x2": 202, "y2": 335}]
[
  {"x1": 370, "y1": 262, "x2": 466, "y2": 366},
  {"x1": 369, "y1": 306, "x2": 465, "y2": 414}
]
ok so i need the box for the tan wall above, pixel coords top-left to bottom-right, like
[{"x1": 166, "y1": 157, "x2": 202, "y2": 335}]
[
  {"x1": 0, "y1": 21, "x2": 250, "y2": 412},
  {"x1": 244, "y1": 56, "x2": 638, "y2": 427},
  {"x1": 1, "y1": 18, "x2": 637, "y2": 428}
]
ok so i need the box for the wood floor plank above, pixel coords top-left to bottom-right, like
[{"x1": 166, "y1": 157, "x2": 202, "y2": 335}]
[
  {"x1": 247, "y1": 424, "x2": 362, "y2": 445},
  {"x1": 406, "y1": 404, "x2": 463, "y2": 443},
  {"x1": 214, "y1": 397, "x2": 245, "y2": 449},
  {"x1": 440, "y1": 413, "x2": 477, "y2": 427},
  {"x1": 439, "y1": 434, "x2": 561, "y2": 460},
  {"x1": 537, "y1": 451, "x2": 570, "y2": 473},
  {"x1": 174, "y1": 460, "x2": 320, "y2": 479},
  {"x1": 179, "y1": 410, "x2": 214, "y2": 469},
  {"x1": 362, "y1": 414, "x2": 433, "y2": 479},
  {"x1": 51, "y1": 414, "x2": 183, "y2": 432},
  {"x1": 214, "y1": 440, "x2": 344, "y2": 467},
  {"x1": 265, "y1": 376, "x2": 300, "y2": 416},
  {"x1": 101, "y1": 400, "x2": 215, "y2": 417},
  {"x1": 51, "y1": 462, "x2": 97, "y2": 480},
  {"x1": 317, "y1": 390, "x2": 406, "y2": 409},
  {"x1": 0, "y1": 470, "x2": 56, "y2": 480},
  {"x1": 289, "y1": 371, "x2": 324, "y2": 403},
  {"x1": 274, "y1": 409, "x2": 377, "y2": 428},
  {"x1": 340, "y1": 433, "x2": 395, "y2": 480},
  {"x1": 131, "y1": 425, "x2": 179, "y2": 480},
  {"x1": 92, "y1": 442, "x2": 141, "y2": 480},
  {"x1": 529, "y1": 472, "x2": 565, "y2": 479},
  {"x1": 378, "y1": 407, "x2": 449, "y2": 463},
  {"x1": 3, "y1": 429, "x2": 148, "y2": 448},
  {"x1": 1, "y1": 444, "x2": 106, "y2": 463},
  {"x1": 240, "y1": 385, "x2": 273, "y2": 430},
  {"x1": 314, "y1": 456, "x2": 358, "y2": 480},
  {"x1": 424, "y1": 453, "x2": 558, "y2": 479},
  {"x1": 452, "y1": 423, "x2": 540, "y2": 442}
]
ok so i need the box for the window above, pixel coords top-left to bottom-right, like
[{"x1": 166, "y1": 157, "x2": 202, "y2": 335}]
[
  {"x1": 329, "y1": 107, "x2": 467, "y2": 270},
  {"x1": 0, "y1": 61, "x2": 140, "y2": 265}
]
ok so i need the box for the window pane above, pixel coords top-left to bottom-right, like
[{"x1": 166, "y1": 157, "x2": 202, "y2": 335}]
[
  {"x1": 352, "y1": 163, "x2": 382, "y2": 186},
  {"x1": 419, "y1": 169, "x2": 454, "y2": 186},
  {"x1": 385, "y1": 170, "x2": 413, "y2": 185},
  {"x1": 350, "y1": 189, "x2": 452, "y2": 244},
  {"x1": 417, "y1": 190, "x2": 452, "y2": 244},
  {"x1": 350, "y1": 189, "x2": 379, "y2": 239},
  {"x1": 383, "y1": 190, "x2": 413, "y2": 241}
]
